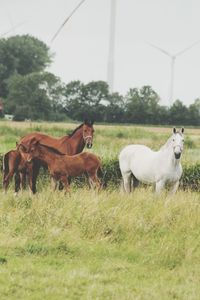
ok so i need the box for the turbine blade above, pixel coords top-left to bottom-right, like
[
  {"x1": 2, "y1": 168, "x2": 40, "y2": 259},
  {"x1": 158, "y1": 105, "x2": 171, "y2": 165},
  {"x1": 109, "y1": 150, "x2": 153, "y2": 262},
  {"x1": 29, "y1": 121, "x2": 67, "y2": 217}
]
[
  {"x1": 51, "y1": 0, "x2": 87, "y2": 43},
  {"x1": 0, "y1": 21, "x2": 26, "y2": 38},
  {"x1": 175, "y1": 39, "x2": 200, "y2": 56},
  {"x1": 146, "y1": 41, "x2": 172, "y2": 57}
]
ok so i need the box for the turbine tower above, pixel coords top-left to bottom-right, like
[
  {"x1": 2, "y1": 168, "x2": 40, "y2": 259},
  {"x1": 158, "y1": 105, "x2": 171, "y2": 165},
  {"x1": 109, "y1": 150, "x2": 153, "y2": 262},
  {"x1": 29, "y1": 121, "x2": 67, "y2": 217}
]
[
  {"x1": 107, "y1": 0, "x2": 117, "y2": 93},
  {"x1": 147, "y1": 40, "x2": 200, "y2": 105}
]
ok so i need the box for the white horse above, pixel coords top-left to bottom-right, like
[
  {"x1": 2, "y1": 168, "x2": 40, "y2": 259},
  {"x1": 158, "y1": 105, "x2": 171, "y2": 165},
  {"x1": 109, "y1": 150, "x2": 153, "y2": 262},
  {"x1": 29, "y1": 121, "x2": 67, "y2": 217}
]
[{"x1": 119, "y1": 128, "x2": 184, "y2": 194}]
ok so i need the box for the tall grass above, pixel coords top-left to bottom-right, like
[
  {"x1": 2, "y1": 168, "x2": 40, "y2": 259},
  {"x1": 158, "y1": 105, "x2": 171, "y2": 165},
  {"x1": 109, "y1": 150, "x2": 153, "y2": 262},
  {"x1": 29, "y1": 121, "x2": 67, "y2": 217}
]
[
  {"x1": 1, "y1": 121, "x2": 200, "y2": 299},
  {"x1": 0, "y1": 189, "x2": 200, "y2": 299}
]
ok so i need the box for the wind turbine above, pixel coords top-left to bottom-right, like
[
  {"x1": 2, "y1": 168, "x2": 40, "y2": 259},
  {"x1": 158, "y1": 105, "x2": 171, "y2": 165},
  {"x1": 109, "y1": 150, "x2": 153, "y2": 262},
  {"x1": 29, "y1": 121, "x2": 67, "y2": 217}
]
[
  {"x1": 0, "y1": 21, "x2": 26, "y2": 38},
  {"x1": 107, "y1": 0, "x2": 117, "y2": 93},
  {"x1": 51, "y1": 0, "x2": 87, "y2": 43},
  {"x1": 147, "y1": 40, "x2": 200, "y2": 105}
]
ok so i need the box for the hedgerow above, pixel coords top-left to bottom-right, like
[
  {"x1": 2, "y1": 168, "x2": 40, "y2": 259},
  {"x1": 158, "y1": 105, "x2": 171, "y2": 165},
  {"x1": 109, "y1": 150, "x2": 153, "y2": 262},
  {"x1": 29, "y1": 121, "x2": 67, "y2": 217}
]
[{"x1": 0, "y1": 155, "x2": 200, "y2": 191}]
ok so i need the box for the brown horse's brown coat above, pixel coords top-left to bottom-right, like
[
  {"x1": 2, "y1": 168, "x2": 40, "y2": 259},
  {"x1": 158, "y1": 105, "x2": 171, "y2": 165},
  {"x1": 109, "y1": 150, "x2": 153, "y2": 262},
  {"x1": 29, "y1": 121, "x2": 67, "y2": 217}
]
[
  {"x1": 19, "y1": 141, "x2": 101, "y2": 192},
  {"x1": 3, "y1": 121, "x2": 94, "y2": 193}
]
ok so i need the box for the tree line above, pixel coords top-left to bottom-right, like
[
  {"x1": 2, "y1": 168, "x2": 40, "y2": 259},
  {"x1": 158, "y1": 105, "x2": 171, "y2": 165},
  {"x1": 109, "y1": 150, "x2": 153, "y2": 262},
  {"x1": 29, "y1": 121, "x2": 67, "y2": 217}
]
[{"x1": 0, "y1": 34, "x2": 200, "y2": 125}]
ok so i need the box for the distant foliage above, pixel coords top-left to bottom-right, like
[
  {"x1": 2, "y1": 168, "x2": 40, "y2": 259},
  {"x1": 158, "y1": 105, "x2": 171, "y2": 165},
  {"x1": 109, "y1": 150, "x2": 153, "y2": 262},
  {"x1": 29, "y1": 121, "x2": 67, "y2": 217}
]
[{"x1": 1, "y1": 34, "x2": 200, "y2": 124}]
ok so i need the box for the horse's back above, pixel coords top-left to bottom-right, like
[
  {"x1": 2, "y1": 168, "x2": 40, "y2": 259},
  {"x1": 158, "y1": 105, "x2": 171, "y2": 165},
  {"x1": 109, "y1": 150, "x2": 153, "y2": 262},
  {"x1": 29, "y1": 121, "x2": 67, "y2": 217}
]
[
  {"x1": 20, "y1": 132, "x2": 69, "y2": 152},
  {"x1": 72, "y1": 152, "x2": 101, "y2": 165},
  {"x1": 119, "y1": 144, "x2": 153, "y2": 163},
  {"x1": 20, "y1": 132, "x2": 62, "y2": 144},
  {"x1": 119, "y1": 144, "x2": 158, "y2": 182}
]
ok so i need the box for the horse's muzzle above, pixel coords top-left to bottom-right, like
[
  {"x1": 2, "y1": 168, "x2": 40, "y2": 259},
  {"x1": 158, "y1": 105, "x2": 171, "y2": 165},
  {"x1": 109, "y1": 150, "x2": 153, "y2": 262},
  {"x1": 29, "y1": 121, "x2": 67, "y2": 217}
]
[
  {"x1": 86, "y1": 143, "x2": 93, "y2": 149},
  {"x1": 175, "y1": 153, "x2": 181, "y2": 159}
]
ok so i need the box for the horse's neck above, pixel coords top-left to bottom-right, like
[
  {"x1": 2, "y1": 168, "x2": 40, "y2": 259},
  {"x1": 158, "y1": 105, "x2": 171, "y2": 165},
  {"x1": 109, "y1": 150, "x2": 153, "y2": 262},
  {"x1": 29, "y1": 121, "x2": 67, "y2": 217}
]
[
  {"x1": 66, "y1": 129, "x2": 85, "y2": 155},
  {"x1": 37, "y1": 146, "x2": 60, "y2": 167},
  {"x1": 159, "y1": 146, "x2": 180, "y2": 168}
]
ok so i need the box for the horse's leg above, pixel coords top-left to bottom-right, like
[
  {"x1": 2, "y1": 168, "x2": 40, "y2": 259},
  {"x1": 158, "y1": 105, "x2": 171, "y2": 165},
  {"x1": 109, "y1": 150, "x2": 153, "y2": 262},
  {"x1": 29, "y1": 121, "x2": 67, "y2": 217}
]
[
  {"x1": 121, "y1": 171, "x2": 132, "y2": 193},
  {"x1": 155, "y1": 180, "x2": 165, "y2": 194},
  {"x1": 3, "y1": 169, "x2": 15, "y2": 193},
  {"x1": 88, "y1": 178, "x2": 93, "y2": 189},
  {"x1": 13, "y1": 171, "x2": 20, "y2": 195},
  {"x1": 19, "y1": 171, "x2": 26, "y2": 191},
  {"x1": 51, "y1": 177, "x2": 58, "y2": 191},
  {"x1": 88, "y1": 173, "x2": 101, "y2": 191},
  {"x1": 170, "y1": 180, "x2": 179, "y2": 195},
  {"x1": 26, "y1": 164, "x2": 34, "y2": 196},
  {"x1": 60, "y1": 176, "x2": 70, "y2": 193},
  {"x1": 59, "y1": 177, "x2": 71, "y2": 190},
  {"x1": 31, "y1": 161, "x2": 41, "y2": 194},
  {"x1": 132, "y1": 175, "x2": 139, "y2": 191}
]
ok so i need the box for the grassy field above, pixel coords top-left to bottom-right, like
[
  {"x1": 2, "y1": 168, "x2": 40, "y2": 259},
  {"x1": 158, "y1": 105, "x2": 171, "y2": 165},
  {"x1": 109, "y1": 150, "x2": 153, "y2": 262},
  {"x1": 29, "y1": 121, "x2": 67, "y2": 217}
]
[
  {"x1": 0, "y1": 121, "x2": 200, "y2": 299},
  {"x1": 0, "y1": 120, "x2": 200, "y2": 164}
]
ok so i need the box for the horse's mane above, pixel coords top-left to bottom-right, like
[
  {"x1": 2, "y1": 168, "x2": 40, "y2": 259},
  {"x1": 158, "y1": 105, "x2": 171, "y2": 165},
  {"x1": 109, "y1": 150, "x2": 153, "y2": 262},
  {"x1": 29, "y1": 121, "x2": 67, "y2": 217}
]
[
  {"x1": 68, "y1": 121, "x2": 93, "y2": 137},
  {"x1": 160, "y1": 136, "x2": 173, "y2": 150},
  {"x1": 68, "y1": 123, "x2": 84, "y2": 137},
  {"x1": 39, "y1": 143, "x2": 66, "y2": 155},
  {"x1": 160, "y1": 132, "x2": 183, "y2": 151}
]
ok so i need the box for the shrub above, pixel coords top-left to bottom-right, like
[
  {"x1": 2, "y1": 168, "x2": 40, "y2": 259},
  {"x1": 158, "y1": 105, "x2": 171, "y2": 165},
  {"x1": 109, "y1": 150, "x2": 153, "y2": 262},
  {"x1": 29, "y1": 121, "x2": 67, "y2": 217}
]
[{"x1": 1, "y1": 154, "x2": 200, "y2": 191}]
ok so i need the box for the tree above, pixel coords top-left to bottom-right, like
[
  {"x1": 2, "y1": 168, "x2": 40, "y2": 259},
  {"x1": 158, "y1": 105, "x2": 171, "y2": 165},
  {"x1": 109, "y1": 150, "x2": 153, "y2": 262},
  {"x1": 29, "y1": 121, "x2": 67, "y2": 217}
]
[
  {"x1": 125, "y1": 86, "x2": 160, "y2": 124},
  {"x1": 63, "y1": 81, "x2": 109, "y2": 121},
  {"x1": 104, "y1": 92, "x2": 125, "y2": 122},
  {"x1": 188, "y1": 98, "x2": 200, "y2": 126},
  {"x1": 5, "y1": 72, "x2": 64, "y2": 121},
  {"x1": 0, "y1": 35, "x2": 52, "y2": 97},
  {"x1": 169, "y1": 100, "x2": 189, "y2": 125}
]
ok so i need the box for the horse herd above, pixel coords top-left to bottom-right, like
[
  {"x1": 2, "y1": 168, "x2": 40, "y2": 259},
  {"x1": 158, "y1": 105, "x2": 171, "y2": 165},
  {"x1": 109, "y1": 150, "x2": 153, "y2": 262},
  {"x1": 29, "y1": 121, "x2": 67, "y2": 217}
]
[{"x1": 2, "y1": 120, "x2": 185, "y2": 196}]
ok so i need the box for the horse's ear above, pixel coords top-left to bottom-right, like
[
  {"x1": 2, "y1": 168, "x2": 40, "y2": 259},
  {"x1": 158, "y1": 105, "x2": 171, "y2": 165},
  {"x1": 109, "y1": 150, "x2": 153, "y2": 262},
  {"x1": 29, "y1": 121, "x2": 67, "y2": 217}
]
[
  {"x1": 84, "y1": 119, "x2": 89, "y2": 125},
  {"x1": 18, "y1": 143, "x2": 27, "y2": 152},
  {"x1": 30, "y1": 137, "x2": 38, "y2": 145},
  {"x1": 181, "y1": 127, "x2": 184, "y2": 134},
  {"x1": 173, "y1": 127, "x2": 176, "y2": 134}
]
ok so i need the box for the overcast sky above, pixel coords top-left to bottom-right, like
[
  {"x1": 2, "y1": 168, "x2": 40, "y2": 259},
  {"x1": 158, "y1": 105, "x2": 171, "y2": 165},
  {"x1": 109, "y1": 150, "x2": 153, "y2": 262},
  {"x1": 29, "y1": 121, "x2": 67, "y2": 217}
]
[{"x1": 1, "y1": 0, "x2": 200, "y2": 106}]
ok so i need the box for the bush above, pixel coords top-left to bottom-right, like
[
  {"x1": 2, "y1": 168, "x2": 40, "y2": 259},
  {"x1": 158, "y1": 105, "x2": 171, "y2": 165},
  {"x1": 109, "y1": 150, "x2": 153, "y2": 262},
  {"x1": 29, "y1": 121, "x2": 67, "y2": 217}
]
[{"x1": 1, "y1": 154, "x2": 200, "y2": 191}]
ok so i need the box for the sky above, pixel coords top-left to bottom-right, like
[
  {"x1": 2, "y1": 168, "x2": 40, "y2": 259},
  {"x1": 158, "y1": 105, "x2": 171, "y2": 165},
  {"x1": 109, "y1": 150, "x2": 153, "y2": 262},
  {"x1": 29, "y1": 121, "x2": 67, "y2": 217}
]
[{"x1": 0, "y1": 0, "x2": 200, "y2": 106}]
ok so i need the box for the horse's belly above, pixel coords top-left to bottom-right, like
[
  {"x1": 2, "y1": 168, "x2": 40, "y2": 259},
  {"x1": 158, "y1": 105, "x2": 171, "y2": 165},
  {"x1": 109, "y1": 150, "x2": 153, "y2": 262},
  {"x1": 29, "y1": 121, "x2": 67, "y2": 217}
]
[{"x1": 130, "y1": 156, "x2": 157, "y2": 183}]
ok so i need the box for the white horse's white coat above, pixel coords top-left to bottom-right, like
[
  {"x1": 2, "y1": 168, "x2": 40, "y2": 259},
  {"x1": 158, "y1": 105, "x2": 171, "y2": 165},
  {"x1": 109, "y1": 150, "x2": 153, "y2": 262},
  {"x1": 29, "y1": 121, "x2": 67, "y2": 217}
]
[{"x1": 119, "y1": 128, "x2": 184, "y2": 194}]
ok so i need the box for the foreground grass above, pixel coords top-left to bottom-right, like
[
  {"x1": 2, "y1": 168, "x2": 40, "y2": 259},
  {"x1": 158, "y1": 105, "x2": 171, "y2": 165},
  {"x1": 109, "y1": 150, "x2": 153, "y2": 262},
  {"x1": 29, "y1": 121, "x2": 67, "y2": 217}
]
[{"x1": 0, "y1": 188, "x2": 200, "y2": 299}]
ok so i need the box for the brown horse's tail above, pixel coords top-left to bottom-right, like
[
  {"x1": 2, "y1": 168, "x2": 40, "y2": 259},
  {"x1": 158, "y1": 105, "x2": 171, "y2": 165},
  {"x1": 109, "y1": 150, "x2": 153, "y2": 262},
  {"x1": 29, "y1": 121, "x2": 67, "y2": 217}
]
[
  {"x1": 2, "y1": 152, "x2": 10, "y2": 179},
  {"x1": 2, "y1": 150, "x2": 21, "y2": 187}
]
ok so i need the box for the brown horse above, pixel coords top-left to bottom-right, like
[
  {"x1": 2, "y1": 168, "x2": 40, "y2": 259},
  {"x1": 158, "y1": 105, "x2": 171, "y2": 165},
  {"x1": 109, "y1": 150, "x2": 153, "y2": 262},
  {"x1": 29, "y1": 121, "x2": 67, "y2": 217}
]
[
  {"x1": 3, "y1": 120, "x2": 94, "y2": 194},
  {"x1": 18, "y1": 139, "x2": 101, "y2": 192}
]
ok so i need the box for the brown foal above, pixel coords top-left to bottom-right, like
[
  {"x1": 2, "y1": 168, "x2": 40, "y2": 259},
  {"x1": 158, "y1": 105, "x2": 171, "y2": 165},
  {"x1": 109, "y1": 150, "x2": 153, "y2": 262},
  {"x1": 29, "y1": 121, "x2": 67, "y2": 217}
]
[{"x1": 18, "y1": 139, "x2": 101, "y2": 193}]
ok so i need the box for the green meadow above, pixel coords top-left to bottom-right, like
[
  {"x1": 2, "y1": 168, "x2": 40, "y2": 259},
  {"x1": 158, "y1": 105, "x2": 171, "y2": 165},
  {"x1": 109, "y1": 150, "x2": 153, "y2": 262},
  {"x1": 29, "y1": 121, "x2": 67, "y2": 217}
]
[{"x1": 0, "y1": 121, "x2": 200, "y2": 299}]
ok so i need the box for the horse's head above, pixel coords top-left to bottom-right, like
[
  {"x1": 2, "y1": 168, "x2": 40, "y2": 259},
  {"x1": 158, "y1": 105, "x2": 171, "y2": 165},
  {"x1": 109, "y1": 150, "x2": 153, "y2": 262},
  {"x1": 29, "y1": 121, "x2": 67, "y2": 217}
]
[
  {"x1": 172, "y1": 127, "x2": 184, "y2": 159},
  {"x1": 82, "y1": 119, "x2": 94, "y2": 149},
  {"x1": 17, "y1": 138, "x2": 40, "y2": 163}
]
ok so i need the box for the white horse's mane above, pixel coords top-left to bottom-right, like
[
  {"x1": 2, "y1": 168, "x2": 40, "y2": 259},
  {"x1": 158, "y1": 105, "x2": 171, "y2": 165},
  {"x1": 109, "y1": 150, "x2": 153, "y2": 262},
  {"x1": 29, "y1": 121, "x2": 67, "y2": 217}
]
[{"x1": 160, "y1": 132, "x2": 183, "y2": 151}]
